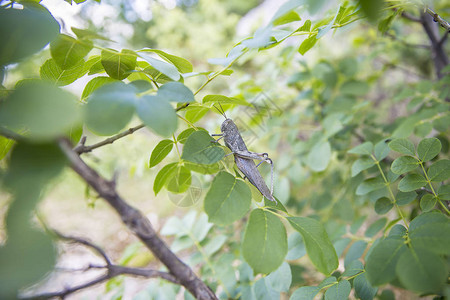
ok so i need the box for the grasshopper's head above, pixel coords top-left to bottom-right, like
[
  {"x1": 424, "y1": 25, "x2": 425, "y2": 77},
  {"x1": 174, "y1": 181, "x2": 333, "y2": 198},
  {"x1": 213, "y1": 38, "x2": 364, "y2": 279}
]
[{"x1": 221, "y1": 118, "x2": 238, "y2": 135}]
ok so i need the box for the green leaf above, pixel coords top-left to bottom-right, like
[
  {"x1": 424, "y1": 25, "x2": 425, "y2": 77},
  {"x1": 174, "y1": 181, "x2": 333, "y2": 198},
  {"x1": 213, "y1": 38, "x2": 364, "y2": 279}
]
[
  {"x1": 354, "y1": 273, "x2": 378, "y2": 300},
  {"x1": 286, "y1": 232, "x2": 306, "y2": 260},
  {"x1": 396, "y1": 191, "x2": 416, "y2": 205},
  {"x1": 136, "y1": 95, "x2": 178, "y2": 137},
  {"x1": 388, "y1": 138, "x2": 415, "y2": 156},
  {"x1": 344, "y1": 240, "x2": 367, "y2": 267},
  {"x1": 273, "y1": 10, "x2": 301, "y2": 26},
  {"x1": 348, "y1": 142, "x2": 373, "y2": 155},
  {"x1": 351, "y1": 157, "x2": 375, "y2": 177},
  {"x1": 0, "y1": 135, "x2": 14, "y2": 161},
  {"x1": 202, "y1": 94, "x2": 250, "y2": 106},
  {"x1": 356, "y1": 177, "x2": 385, "y2": 195},
  {"x1": 50, "y1": 34, "x2": 93, "y2": 69},
  {"x1": 409, "y1": 211, "x2": 448, "y2": 231},
  {"x1": 409, "y1": 214, "x2": 450, "y2": 255},
  {"x1": 139, "y1": 49, "x2": 193, "y2": 73},
  {"x1": 340, "y1": 80, "x2": 369, "y2": 96},
  {"x1": 427, "y1": 159, "x2": 450, "y2": 181},
  {"x1": 390, "y1": 156, "x2": 419, "y2": 174},
  {"x1": 324, "y1": 280, "x2": 351, "y2": 300},
  {"x1": 204, "y1": 172, "x2": 251, "y2": 225},
  {"x1": 365, "y1": 239, "x2": 406, "y2": 285},
  {"x1": 374, "y1": 197, "x2": 393, "y2": 215},
  {"x1": 166, "y1": 165, "x2": 191, "y2": 194},
  {"x1": 40, "y1": 58, "x2": 85, "y2": 86},
  {"x1": 365, "y1": 218, "x2": 387, "y2": 237},
  {"x1": 138, "y1": 53, "x2": 180, "y2": 81},
  {"x1": 0, "y1": 6, "x2": 59, "y2": 66},
  {"x1": 417, "y1": 138, "x2": 441, "y2": 162},
  {"x1": 153, "y1": 162, "x2": 178, "y2": 195},
  {"x1": 84, "y1": 82, "x2": 136, "y2": 136},
  {"x1": 396, "y1": 247, "x2": 447, "y2": 294},
  {"x1": 0, "y1": 81, "x2": 80, "y2": 141},
  {"x1": 288, "y1": 217, "x2": 338, "y2": 274},
  {"x1": 81, "y1": 76, "x2": 117, "y2": 100},
  {"x1": 149, "y1": 139, "x2": 173, "y2": 168},
  {"x1": 177, "y1": 128, "x2": 196, "y2": 144},
  {"x1": 71, "y1": 27, "x2": 110, "y2": 41},
  {"x1": 341, "y1": 260, "x2": 364, "y2": 277},
  {"x1": 101, "y1": 49, "x2": 137, "y2": 80},
  {"x1": 290, "y1": 286, "x2": 320, "y2": 300},
  {"x1": 203, "y1": 235, "x2": 227, "y2": 256},
  {"x1": 438, "y1": 184, "x2": 450, "y2": 200},
  {"x1": 306, "y1": 140, "x2": 331, "y2": 172},
  {"x1": 374, "y1": 139, "x2": 390, "y2": 161},
  {"x1": 358, "y1": 0, "x2": 384, "y2": 23},
  {"x1": 241, "y1": 26, "x2": 274, "y2": 49},
  {"x1": 297, "y1": 19, "x2": 312, "y2": 32},
  {"x1": 298, "y1": 34, "x2": 317, "y2": 55},
  {"x1": 185, "y1": 105, "x2": 210, "y2": 123},
  {"x1": 157, "y1": 82, "x2": 194, "y2": 103},
  {"x1": 398, "y1": 174, "x2": 427, "y2": 192},
  {"x1": 243, "y1": 209, "x2": 287, "y2": 274},
  {"x1": 419, "y1": 194, "x2": 436, "y2": 212},
  {"x1": 181, "y1": 131, "x2": 224, "y2": 164},
  {"x1": 265, "y1": 262, "x2": 292, "y2": 292}
]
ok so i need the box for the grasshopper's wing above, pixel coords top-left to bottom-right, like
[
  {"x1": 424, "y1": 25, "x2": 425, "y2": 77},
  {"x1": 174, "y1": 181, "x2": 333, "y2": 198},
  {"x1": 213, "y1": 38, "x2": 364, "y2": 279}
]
[{"x1": 234, "y1": 156, "x2": 275, "y2": 202}]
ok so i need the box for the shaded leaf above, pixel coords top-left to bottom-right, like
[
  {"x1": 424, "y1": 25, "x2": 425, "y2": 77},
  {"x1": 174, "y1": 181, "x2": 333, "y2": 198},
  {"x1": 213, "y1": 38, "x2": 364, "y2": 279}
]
[
  {"x1": 84, "y1": 82, "x2": 136, "y2": 136},
  {"x1": 101, "y1": 49, "x2": 137, "y2": 80},
  {"x1": 388, "y1": 138, "x2": 415, "y2": 156},
  {"x1": 0, "y1": 81, "x2": 80, "y2": 141},
  {"x1": 288, "y1": 217, "x2": 338, "y2": 274},
  {"x1": 391, "y1": 156, "x2": 419, "y2": 174},
  {"x1": 243, "y1": 209, "x2": 287, "y2": 274},
  {"x1": 181, "y1": 131, "x2": 224, "y2": 164},
  {"x1": 427, "y1": 159, "x2": 450, "y2": 181},
  {"x1": 398, "y1": 174, "x2": 427, "y2": 192},
  {"x1": 417, "y1": 138, "x2": 441, "y2": 162},
  {"x1": 136, "y1": 95, "x2": 178, "y2": 137},
  {"x1": 396, "y1": 247, "x2": 447, "y2": 294},
  {"x1": 204, "y1": 172, "x2": 251, "y2": 225},
  {"x1": 0, "y1": 6, "x2": 59, "y2": 66},
  {"x1": 157, "y1": 82, "x2": 194, "y2": 103}
]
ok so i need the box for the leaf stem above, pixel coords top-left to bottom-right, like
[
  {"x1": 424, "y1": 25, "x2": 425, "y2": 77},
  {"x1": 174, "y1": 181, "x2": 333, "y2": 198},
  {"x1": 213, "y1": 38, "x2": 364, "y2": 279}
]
[{"x1": 372, "y1": 155, "x2": 409, "y2": 229}]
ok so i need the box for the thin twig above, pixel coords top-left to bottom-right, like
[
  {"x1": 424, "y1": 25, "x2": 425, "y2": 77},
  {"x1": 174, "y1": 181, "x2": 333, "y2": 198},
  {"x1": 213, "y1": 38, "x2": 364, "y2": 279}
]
[
  {"x1": 74, "y1": 103, "x2": 192, "y2": 154},
  {"x1": 51, "y1": 230, "x2": 112, "y2": 266},
  {"x1": 20, "y1": 230, "x2": 180, "y2": 299}
]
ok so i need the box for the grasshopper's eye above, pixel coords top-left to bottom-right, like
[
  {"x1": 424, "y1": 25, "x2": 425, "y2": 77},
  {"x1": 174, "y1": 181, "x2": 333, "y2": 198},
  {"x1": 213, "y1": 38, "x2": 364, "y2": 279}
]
[{"x1": 262, "y1": 153, "x2": 268, "y2": 158}]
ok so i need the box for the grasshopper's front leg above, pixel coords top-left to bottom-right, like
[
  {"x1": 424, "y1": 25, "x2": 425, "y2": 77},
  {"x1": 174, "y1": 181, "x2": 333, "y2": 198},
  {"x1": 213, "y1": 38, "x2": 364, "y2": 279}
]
[{"x1": 211, "y1": 133, "x2": 224, "y2": 143}]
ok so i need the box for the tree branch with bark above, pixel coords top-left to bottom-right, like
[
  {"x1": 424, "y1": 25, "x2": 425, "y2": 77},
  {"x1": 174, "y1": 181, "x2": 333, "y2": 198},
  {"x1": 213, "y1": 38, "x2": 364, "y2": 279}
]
[
  {"x1": 20, "y1": 232, "x2": 180, "y2": 299},
  {"x1": 57, "y1": 138, "x2": 217, "y2": 300}
]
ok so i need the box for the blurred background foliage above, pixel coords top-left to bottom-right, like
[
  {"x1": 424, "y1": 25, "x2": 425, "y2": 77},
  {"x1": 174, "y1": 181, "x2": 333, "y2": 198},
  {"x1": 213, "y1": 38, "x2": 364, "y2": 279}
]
[{"x1": 0, "y1": 0, "x2": 449, "y2": 299}]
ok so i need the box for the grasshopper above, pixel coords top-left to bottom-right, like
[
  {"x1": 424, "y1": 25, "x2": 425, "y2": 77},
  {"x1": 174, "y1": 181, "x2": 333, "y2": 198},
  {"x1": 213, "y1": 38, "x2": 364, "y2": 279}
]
[{"x1": 212, "y1": 105, "x2": 276, "y2": 202}]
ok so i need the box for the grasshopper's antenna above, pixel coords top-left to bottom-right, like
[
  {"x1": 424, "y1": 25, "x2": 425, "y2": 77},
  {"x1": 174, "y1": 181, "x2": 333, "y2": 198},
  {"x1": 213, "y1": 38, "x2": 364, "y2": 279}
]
[
  {"x1": 218, "y1": 102, "x2": 227, "y2": 119},
  {"x1": 213, "y1": 103, "x2": 227, "y2": 119}
]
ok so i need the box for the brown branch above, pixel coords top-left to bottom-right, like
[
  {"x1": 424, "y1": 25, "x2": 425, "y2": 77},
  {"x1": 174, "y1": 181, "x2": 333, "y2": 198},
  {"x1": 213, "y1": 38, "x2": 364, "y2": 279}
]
[
  {"x1": 51, "y1": 231, "x2": 112, "y2": 266},
  {"x1": 74, "y1": 124, "x2": 146, "y2": 154},
  {"x1": 420, "y1": 12, "x2": 449, "y2": 79},
  {"x1": 20, "y1": 230, "x2": 180, "y2": 299},
  {"x1": 425, "y1": 7, "x2": 450, "y2": 32},
  {"x1": 21, "y1": 265, "x2": 179, "y2": 299},
  {"x1": 58, "y1": 138, "x2": 217, "y2": 300}
]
